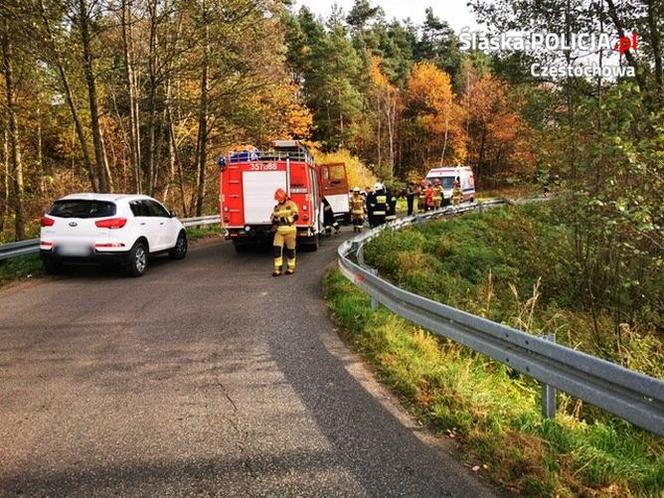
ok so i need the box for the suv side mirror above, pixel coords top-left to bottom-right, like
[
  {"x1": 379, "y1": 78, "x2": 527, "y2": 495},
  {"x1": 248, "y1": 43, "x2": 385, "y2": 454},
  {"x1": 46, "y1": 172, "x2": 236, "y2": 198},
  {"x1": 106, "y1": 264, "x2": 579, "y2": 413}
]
[{"x1": 170, "y1": 210, "x2": 178, "y2": 218}]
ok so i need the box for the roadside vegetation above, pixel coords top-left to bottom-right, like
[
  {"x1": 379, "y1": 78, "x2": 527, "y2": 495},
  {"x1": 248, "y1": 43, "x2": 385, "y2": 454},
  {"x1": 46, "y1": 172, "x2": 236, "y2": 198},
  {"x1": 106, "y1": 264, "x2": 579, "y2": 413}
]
[
  {"x1": 324, "y1": 200, "x2": 664, "y2": 497},
  {"x1": 0, "y1": 254, "x2": 43, "y2": 287}
]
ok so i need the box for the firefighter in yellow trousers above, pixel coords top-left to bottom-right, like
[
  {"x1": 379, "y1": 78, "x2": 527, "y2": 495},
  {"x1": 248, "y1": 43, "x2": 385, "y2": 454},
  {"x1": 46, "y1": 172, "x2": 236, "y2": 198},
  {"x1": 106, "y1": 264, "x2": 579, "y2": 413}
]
[
  {"x1": 432, "y1": 179, "x2": 443, "y2": 209},
  {"x1": 350, "y1": 187, "x2": 366, "y2": 232},
  {"x1": 271, "y1": 188, "x2": 299, "y2": 277},
  {"x1": 452, "y1": 178, "x2": 463, "y2": 206}
]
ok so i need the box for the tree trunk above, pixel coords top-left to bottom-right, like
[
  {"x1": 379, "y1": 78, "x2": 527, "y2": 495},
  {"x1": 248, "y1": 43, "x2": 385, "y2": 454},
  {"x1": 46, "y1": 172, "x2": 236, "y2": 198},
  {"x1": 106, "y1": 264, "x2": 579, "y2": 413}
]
[
  {"x1": 477, "y1": 126, "x2": 487, "y2": 186},
  {"x1": 121, "y1": 0, "x2": 142, "y2": 193},
  {"x1": 440, "y1": 112, "x2": 450, "y2": 167},
  {"x1": 605, "y1": 0, "x2": 648, "y2": 92},
  {"x1": 194, "y1": 2, "x2": 209, "y2": 217},
  {"x1": 99, "y1": 123, "x2": 114, "y2": 191},
  {"x1": 146, "y1": 0, "x2": 159, "y2": 195},
  {"x1": 646, "y1": 0, "x2": 662, "y2": 93},
  {"x1": 37, "y1": 104, "x2": 45, "y2": 193},
  {"x1": 386, "y1": 91, "x2": 396, "y2": 179},
  {"x1": 376, "y1": 94, "x2": 381, "y2": 171},
  {"x1": 38, "y1": 0, "x2": 98, "y2": 191},
  {"x1": 2, "y1": 20, "x2": 25, "y2": 240},
  {"x1": 79, "y1": 0, "x2": 109, "y2": 192},
  {"x1": 1, "y1": 126, "x2": 8, "y2": 232}
]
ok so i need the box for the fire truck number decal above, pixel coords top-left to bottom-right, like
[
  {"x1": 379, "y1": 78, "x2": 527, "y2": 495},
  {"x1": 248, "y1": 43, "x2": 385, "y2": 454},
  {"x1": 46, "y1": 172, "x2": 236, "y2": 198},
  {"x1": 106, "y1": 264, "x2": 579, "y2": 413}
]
[{"x1": 250, "y1": 163, "x2": 278, "y2": 171}]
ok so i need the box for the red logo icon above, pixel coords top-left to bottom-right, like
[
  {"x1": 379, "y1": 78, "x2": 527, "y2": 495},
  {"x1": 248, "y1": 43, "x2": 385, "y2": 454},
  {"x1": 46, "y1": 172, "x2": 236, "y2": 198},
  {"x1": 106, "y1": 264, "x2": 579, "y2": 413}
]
[{"x1": 615, "y1": 32, "x2": 639, "y2": 55}]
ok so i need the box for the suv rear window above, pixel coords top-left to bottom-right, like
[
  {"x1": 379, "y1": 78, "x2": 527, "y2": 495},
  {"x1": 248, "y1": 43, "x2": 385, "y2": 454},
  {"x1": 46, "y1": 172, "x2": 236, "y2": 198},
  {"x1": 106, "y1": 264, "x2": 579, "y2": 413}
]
[{"x1": 49, "y1": 200, "x2": 116, "y2": 219}]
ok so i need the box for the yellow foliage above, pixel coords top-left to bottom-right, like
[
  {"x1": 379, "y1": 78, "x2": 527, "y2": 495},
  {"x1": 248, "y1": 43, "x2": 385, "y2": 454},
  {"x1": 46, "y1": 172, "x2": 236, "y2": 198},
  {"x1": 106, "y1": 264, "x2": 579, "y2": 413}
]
[{"x1": 314, "y1": 149, "x2": 377, "y2": 189}]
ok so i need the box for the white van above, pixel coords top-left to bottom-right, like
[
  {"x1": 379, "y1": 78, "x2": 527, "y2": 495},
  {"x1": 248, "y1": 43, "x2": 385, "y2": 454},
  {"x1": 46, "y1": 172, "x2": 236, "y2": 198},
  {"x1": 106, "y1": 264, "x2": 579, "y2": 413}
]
[{"x1": 425, "y1": 166, "x2": 476, "y2": 204}]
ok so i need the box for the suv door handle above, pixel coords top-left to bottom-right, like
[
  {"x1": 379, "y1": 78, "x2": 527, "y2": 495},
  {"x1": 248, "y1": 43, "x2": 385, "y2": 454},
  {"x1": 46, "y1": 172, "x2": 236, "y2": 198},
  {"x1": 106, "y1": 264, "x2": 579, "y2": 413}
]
[{"x1": 140, "y1": 222, "x2": 146, "y2": 226}]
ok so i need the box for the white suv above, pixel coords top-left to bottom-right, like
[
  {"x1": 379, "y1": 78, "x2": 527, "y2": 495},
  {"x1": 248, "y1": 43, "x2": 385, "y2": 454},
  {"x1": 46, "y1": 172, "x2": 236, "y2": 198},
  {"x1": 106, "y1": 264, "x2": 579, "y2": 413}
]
[{"x1": 40, "y1": 194, "x2": 187, "y2": 277}]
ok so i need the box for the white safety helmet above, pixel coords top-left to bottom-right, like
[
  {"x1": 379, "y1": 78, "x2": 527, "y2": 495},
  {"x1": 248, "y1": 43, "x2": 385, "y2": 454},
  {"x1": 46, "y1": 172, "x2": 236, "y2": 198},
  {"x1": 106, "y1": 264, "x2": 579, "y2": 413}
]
[
  {"x1": 373, "y1": 182, "x2": 384, "y2": 192},
  {"x1": 353, "y1": 186, "x2": 361, "y2": 193}
]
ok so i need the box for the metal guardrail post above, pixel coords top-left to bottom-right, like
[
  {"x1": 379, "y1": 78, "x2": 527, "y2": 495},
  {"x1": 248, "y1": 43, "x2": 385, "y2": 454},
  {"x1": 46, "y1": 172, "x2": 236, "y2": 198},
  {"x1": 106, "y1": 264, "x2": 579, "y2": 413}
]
[
  {"x1": 369, "y1": 268, "x2": 380, "y2": 311},
  {"x1": 542, "y1": 334, "x2": 557, "y2": 419}
]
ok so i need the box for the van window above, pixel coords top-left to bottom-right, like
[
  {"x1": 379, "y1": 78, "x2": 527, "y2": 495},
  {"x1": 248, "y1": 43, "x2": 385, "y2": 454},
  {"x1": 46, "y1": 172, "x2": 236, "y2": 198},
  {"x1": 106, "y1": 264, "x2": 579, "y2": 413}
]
[
  {"x1": 428, "y1": 176, "x2": 456, "y2": 189},
  {"x1": 49, "y1": 200, "x2": 116, "y2": 219}
]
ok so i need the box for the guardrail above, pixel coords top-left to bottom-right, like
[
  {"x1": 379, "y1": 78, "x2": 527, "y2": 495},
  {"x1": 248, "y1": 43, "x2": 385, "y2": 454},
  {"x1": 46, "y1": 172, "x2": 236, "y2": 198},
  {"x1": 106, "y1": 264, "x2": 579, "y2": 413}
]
[
  {"x1": 337, "y1": 200, "x2": 664, "y2": 437},
  {"x1": 0, "y1": 215, "x2": 221, "y2": 261},
  {"x1": 181, "y1": 214, "x2": 220, "y2": 228}
]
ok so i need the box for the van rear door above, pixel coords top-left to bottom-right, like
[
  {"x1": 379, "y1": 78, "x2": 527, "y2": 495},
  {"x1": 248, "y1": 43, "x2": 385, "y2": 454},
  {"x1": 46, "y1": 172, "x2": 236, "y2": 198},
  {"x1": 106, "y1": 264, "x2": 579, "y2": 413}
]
[{"x1": 320, "y1": 163, "x2": 350, "y2": 215}]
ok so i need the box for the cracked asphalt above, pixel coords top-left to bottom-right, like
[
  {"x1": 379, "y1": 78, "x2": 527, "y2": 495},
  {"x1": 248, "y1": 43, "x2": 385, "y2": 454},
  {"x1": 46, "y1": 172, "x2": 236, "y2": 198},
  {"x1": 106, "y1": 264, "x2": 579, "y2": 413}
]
[{"x1": 0, "y1": 232, "x2": 498, "y2": 497}]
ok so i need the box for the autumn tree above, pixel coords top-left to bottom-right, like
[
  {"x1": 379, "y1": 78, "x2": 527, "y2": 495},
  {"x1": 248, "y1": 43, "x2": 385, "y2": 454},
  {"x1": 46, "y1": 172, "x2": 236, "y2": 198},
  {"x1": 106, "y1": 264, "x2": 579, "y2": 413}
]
[
  {"x1": 403, "y1": 62, "x2": 466, "y2": 174},
  {"x1": 368, "y1": 56, "x2": 400, "y2": 179},
  {"x1": 462, "y1": 74, "x2": 534, "y2": 186},
  {"x1": 1, "y1": 7, "x2": 25, "y2": 239}
]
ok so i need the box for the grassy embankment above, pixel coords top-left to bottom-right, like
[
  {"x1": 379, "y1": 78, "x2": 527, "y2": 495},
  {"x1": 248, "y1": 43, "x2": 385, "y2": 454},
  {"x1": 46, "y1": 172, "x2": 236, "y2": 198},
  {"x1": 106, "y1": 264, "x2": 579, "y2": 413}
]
[
  {"x1": 324, "y1": 201, "x2": 663, "y2": 497},
  {"x1": 0, "y1": 224, "x2": 221, "y2": 288}
]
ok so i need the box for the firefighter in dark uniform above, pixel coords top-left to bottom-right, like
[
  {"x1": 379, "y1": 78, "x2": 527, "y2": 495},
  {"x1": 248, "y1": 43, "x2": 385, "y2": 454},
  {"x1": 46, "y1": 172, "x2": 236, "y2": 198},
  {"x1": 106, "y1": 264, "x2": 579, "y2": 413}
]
[
  {"x1": 322, "y1": 196, "x2": 339, "y2": 235},
  {"x1": 367, "y1": 182, "x2": 387, "y2": 228},
  {"x1": 406, "y1": 181, "x2": 416, "y2": 216},
  {"x1": 350, "y1": 187, "x2": 366, "y2": 232},
  {"x1": 385, "y1": 185, "x2": 398, "y2": 223},
  {"x1": 271, "y1": 188, "x2": 298, "y2": 276}
]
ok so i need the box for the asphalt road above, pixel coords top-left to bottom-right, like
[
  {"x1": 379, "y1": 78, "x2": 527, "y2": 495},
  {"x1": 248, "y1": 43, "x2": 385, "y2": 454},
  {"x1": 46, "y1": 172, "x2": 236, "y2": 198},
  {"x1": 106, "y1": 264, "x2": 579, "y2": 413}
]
[{"x1": 0, "y1": 232, "x2": 498, "y2": 497}]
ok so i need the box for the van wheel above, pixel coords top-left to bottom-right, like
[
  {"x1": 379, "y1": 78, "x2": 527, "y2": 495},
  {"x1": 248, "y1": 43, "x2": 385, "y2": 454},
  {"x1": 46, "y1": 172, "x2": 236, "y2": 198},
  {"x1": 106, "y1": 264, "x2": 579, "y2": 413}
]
[
  {"x1": 169, "y1": 231, "x2": 188, "y2": 260},
  {"x1": 127, "y1": 240, "x2": 148, "y2": 277},
  {"x1": 300, "y1": 235, "x2": 319, "y2": 252}
]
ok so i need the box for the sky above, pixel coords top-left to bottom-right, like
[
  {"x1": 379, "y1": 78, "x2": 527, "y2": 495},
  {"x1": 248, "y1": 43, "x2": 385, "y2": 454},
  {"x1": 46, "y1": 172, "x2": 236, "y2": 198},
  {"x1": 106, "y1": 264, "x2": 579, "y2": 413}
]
[{"x1": 293, "y1": 0, "x2": 481, "y2": 32}]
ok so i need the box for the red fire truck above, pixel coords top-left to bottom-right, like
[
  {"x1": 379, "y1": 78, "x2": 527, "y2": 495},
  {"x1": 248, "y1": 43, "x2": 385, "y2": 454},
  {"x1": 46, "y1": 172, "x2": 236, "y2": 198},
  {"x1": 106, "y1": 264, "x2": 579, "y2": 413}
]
[{"x1": 219, "y1": 141, "x2": 341, "y2": 252}]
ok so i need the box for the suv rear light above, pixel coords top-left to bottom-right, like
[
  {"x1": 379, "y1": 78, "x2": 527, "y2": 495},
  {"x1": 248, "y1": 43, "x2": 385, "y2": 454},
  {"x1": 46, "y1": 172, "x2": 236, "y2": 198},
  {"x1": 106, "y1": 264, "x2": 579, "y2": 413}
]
[
  {"x1": 95, "y1": 217, "x2": 127, "y2": 229},
  {"x1": 41, "y1": 216, "x2": 55, "y2": 227},
  {"x1": 95, "y1": 242, "x2": 126, "y2": 248}
]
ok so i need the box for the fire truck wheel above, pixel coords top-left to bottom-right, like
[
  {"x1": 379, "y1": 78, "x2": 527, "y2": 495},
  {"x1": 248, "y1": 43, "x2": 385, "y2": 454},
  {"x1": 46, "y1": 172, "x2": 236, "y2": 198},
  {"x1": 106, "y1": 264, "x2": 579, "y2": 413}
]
[
  {"x1": 233, "y1": 240, "x2": 252, "y2": 253},
  {"x1": 300, "y1": 235, "x2": 319, "y2": 252}
]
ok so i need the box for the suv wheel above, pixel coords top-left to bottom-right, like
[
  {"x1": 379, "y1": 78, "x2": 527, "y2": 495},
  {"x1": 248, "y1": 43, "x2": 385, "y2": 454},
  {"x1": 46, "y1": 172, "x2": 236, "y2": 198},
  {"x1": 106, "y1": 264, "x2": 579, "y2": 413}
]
[
  {"x1": 169, "y1": 231, "x2": 188, "y2": 260},
  {"x1": 127, "y1": 240, "x2": 148, "y2": 277},
  {"x1": 43, "y1": 258, "x2": 62, "y2": 275}
]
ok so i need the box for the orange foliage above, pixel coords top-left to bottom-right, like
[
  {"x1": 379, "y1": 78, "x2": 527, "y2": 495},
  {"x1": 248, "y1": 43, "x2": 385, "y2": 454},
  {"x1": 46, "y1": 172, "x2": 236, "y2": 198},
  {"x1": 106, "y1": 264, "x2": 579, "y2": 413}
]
[
  {"x1": 405, "y1": 62, "x2": 467, "y2": 166},
  {"x1": 462, "y1": 74, "x2": 535, "y2": 184}
]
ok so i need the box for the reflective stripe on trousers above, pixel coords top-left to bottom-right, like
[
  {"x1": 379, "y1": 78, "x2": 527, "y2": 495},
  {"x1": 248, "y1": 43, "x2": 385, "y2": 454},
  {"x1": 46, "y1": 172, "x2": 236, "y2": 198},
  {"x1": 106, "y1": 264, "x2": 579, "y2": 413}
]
[{"x1": 273, "y1": 229, "x2": 296, "y2": 272}]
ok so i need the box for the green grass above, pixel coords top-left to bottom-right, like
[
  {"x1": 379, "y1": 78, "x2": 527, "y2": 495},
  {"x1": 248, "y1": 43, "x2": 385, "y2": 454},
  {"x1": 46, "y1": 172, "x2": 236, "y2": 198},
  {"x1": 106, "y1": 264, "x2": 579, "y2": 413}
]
[
  {"x1": 186, "y1": 223, "x2": 222, "y2": 241},
  {"x1": 0, "y1": 254, "x2": 44, "y2": 287},
  {"x1": 324, "y1": 201, "x2": 664, "y2": 497},
  {"x1": 325, "y1": 270, "x2": 664, "y2": 497}
]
